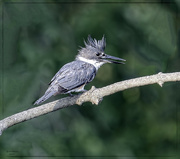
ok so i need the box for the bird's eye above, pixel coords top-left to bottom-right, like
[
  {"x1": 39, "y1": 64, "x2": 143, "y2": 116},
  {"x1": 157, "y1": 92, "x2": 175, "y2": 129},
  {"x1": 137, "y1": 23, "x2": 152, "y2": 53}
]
[
  {"x1": 102, "y1": 53, "x2": 105, "y2": 56},
  {"x1": 96, "y1": 52, "x2": 101, "y2": 56}
]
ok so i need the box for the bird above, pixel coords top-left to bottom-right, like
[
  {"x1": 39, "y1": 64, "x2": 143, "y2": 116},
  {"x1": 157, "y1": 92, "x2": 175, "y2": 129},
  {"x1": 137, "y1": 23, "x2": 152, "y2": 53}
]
[{"x1": 34, "y1": 35, "x2": 126, "y2": 105}]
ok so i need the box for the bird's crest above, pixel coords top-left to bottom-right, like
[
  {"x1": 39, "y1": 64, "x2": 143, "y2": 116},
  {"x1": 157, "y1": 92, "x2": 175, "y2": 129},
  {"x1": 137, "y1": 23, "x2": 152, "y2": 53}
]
[{"x1": 84, "y1": 35, "x2": 106, "y2": 51}]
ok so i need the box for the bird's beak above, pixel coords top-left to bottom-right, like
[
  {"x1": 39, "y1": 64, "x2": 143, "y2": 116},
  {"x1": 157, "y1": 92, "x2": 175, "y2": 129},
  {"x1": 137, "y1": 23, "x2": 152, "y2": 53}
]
[{"x1": 102, "y1": 54, "x2": 126, "y2": 64}]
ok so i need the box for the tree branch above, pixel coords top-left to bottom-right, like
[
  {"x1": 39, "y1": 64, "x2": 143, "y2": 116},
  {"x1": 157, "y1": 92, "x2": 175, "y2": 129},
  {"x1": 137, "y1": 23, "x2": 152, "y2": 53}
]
[{"x1": 0, "y1": 72, "x2": 180, "y2": 135}]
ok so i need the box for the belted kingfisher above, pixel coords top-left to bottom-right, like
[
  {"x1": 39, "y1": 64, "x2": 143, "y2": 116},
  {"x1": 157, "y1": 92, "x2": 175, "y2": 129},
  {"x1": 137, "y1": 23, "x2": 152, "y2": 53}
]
[{"x1": 34, "y1": 35, "x2": 125, "y2": 105}]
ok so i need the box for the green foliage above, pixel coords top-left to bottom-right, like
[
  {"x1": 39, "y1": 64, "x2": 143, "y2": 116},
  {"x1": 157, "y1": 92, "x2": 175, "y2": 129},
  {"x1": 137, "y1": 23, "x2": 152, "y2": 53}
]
[{"x1": 0, "y1": 0, "x2": 179, "y2": 158}]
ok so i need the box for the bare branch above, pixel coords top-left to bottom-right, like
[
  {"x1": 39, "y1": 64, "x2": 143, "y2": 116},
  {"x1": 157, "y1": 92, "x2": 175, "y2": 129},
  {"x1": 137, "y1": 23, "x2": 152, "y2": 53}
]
[{"x1": 0, "y1": 72, "x2": 180, "y2": 135}]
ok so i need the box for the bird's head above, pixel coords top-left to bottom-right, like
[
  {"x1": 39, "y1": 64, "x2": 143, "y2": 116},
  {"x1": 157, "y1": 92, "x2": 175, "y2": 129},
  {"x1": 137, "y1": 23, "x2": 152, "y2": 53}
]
[{"x1": 76, "y1": 35, "x2": 126, "y2": 66}]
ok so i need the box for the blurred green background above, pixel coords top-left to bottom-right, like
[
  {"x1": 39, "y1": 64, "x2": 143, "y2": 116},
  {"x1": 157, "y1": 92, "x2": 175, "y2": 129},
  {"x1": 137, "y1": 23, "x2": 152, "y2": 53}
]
[{"x1": 0, "y1": 0, "x2": 180, "y2": 158}]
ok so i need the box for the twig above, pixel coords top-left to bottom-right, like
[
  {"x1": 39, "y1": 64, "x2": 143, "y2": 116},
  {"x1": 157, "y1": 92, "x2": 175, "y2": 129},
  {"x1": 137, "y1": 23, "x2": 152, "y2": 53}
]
[{"x1": 0, "y1": 72, "x2": 180, "y2": 135}]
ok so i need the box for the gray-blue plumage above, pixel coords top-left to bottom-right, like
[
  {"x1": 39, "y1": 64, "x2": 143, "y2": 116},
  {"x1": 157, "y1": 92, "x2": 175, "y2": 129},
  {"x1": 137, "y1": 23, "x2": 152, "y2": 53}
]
[
  {"x1": 34, "y1": 61, "x2": 96, "y2": 105},
  {"x1": 49, "y1": 60, "x2": 96, "y2": 92},
  {"x1": 34, "y1": 35, "x2": 125, "y2": 105}
]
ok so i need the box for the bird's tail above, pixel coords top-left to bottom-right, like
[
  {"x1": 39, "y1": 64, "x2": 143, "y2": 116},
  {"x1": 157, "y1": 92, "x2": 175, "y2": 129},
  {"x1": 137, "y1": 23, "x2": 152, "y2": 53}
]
[{"x1": 34, "y1": 88, "x2": 55, "y2": 105}]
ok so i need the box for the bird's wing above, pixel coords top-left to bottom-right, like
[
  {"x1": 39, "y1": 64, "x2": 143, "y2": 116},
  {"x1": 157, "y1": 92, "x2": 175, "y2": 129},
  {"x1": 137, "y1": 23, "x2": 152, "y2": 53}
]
[
  {"x1": 48, "y1": 68, "x2": 63, "y2": 85},
  {"x1": 49, "y1": 61, "x2": 96, "y2": 91}
]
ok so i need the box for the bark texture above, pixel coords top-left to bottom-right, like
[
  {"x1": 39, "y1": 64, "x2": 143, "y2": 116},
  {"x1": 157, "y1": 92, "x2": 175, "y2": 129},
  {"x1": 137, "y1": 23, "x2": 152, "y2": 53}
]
[{"x1": 0, "y1": 72, "x2": 180, "y2": 135}]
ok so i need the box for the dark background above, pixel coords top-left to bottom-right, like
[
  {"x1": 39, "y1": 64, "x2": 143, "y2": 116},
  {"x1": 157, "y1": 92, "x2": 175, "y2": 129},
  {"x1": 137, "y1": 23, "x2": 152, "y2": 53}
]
[{"x1": 0, "y1": 0, "x2": 180, "y2": 158}]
